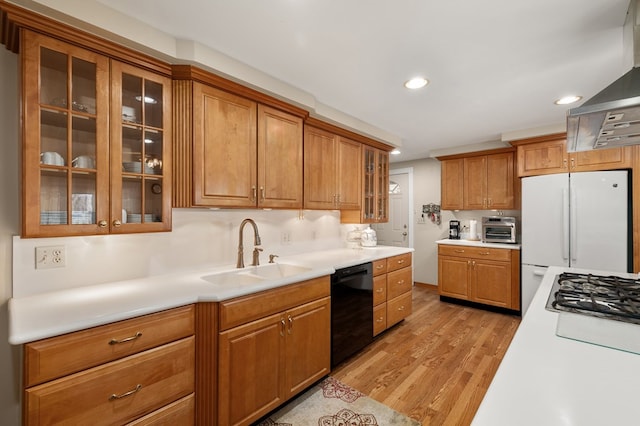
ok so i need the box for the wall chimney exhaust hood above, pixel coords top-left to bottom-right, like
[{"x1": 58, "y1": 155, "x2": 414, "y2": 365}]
[{"x1": 568, "y1": 0, "x2": 640, "y2": 152}]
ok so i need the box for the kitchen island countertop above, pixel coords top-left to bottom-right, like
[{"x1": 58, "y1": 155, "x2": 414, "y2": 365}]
[
  {"x1": 471, "y1": 266, "x2": 640, "y2": 425},
  {"x1": 8, "y1": 246, "x2": 412, "y2": 345}
]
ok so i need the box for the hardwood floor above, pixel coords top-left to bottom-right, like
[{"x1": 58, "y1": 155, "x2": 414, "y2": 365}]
[{"x1": 331, "y1": 285, "x2": 521, "y2": 426}]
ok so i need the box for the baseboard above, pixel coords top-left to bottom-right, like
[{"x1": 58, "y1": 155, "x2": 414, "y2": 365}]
[{"x1": 414, "y1": 282, "x2": 437, "y2": 292}]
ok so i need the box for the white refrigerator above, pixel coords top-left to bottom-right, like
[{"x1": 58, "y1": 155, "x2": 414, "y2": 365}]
[{"x1": 521, "y1": 171, "x2": 631, "y2": 314}]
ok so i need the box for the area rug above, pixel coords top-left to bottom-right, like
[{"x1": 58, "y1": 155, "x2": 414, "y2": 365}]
[{"x1": 255, "y1": 376, "x2": 421, "y2": 425}]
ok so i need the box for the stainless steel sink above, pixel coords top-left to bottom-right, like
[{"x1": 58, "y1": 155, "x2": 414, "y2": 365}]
[{"x1": 200, "y1": 263, "x2": 311, "y2": 286}]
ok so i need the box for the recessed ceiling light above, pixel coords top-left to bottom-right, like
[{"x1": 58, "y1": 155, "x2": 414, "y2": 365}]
[
  {"x1": 404, "y1": 77, "x2": 429, "y2": 90},
  {"x1": 554, "y1": 95, "x2": 582, "y2": 105},
  {"x1": 390, "y1": 149, "x2": 401, "y2": 155}
]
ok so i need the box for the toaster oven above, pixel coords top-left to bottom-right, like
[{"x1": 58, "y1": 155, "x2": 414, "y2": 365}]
[{"x1": 482, "y1": 216, "x2": 517, "y2": 243}]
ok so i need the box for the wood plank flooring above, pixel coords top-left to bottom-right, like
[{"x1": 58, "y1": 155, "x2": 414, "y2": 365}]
[{"x1": 331, "y1": 285, "x2": 521, "y2": 426}]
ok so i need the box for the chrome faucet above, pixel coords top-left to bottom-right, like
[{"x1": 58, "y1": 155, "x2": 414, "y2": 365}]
[{"x1": 237, "y1": 218, "x2": 262, "y2": 268}]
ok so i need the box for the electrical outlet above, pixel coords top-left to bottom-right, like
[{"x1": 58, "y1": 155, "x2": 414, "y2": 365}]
[
  {"x1": 281, "y1": 231, "x2": 291, "y2": 245},
  {"x1": 35, "y1": 245, "x2": 66, "y2": 269}
]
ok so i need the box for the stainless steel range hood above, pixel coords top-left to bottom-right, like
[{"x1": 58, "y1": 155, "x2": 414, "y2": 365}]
[{"x1": 568, "y1": 0, "x2": 640, "y2": 152}]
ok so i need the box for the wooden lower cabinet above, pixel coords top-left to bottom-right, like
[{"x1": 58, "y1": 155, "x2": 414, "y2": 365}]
[
  {"x1": 438, "y1": 244, "x2": 520, "y2": 310},
  {"x1": 126, "y1": 394, "x2": 195, "y2": 425},
  {"x1": 372, "y1": 253, "x2": 413, "y2": 336},
  {"x1": 22, "y1": 306, "x2": 195, "y2": 425},
  {"x1": 24, "y1": 338, "x2": 194, "y2": 426},
  {"x1": 217, "y1": 277, "x2": 331, "y2": 426}
]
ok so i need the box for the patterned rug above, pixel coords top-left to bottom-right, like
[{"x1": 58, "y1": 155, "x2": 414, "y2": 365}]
[{"x1": 254, "y1": 377, "x2": 421, "y2": 426}]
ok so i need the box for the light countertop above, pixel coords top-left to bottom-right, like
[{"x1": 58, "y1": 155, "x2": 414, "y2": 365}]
[
  {"x1": 8, "y1": 246, "x2": 413, "y2": 345},
  {"x1": 471, "y1": 266, "x2": 640, "y2": 425},
  {"x1": 436, "y1": 239, "x2": 521, "y2": 250}
]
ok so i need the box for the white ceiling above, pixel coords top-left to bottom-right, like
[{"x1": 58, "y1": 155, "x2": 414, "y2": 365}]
[{"x1": 90, "y1": 0, "x2": 630, "y2": 161}]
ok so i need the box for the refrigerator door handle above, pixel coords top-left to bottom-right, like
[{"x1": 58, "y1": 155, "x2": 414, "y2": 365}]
[
  {"x1": 562, "y1": 188, "x2": 570, "y2": 261},
  {"x1": 571, "y1": 189, "x2": 577, "y2": 262}
]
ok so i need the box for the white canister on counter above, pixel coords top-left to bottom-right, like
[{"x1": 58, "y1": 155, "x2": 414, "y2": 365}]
[
  {"x1": 469, "y1": 219, "x2": 478, "y2": 241},
  {"x1": 360, "y1": 225, "x2": 377, "y2": 247}
]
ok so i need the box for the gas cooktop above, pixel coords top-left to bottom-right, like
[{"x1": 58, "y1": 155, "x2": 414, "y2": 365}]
[
  {"x1": 546, "y1": 272, "x2": 640, "y2": 355},
  {"x1": 546, "y1": 272, "x2": 640, "y2": 324}
]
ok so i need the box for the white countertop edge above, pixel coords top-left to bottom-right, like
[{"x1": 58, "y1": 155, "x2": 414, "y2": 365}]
[
  {"x1": 435, "y1": 239, "x2": 521, "y2": 249},
  {"x1": 9, "y1": 246, "x2": 413, "y2": 345}
]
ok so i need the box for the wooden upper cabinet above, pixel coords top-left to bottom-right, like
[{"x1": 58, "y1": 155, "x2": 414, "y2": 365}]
[
  {"x1": 463, "y1": 156, "x2": 487, "y2": 209},
  {"x1": 512, "y1": 133, "x2": 632, "y2": 177},
  {"x1": 110, "y1": 61, "x2": 172, "y2": 233},
  {"x1": 336, "y1": 137, "x2": 362, "y2": 210},
  {"x1": 569, "y1": 146, "x2": 632, "y2": 172},
  {"x1": 486, "y1": 152, "x2": 515, "y2": 209},
  {"x1": 193, "y1": 83, "x2": 257, "y2": 207},
  {"x1": 258, "y1": 105, "x2": 303, "y2": 209},
  {"x1": 303, "y1": 126, "x2": 337, "y2": 209},
  {"x1": 514, "y1": 136, "x2": 568, "y2": 176},
  {"x1": 440, "y1": 159, "x2": 464, "y2": 210},
  {"x1": 440, "y1": 150, "x2": 514, "y2": 211},
  {"x1": 191, "y1": 83, "x2": 303, "y2": 208},
  {"x1": 304, "y1": 126, "x2": 361, "y2": 210},
  {"x1": 21, "y1": 30, "x2": 172, "y2": 237}
]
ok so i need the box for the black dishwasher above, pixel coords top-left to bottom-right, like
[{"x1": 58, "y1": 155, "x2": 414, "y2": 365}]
[{"x1": 331, "y1": 262, "x2": 373, "y2": 367}]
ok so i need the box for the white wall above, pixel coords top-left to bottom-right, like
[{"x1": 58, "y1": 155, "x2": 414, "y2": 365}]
[
  {"x1": 392, "y1": 158, "x2": 519, "y2": 286},
  {"x1": 0, "y1": 44, "x2": 22, "y2": 426},
  {"x1": 12, "y1": 209, "x2": 344, "y2": 297}
]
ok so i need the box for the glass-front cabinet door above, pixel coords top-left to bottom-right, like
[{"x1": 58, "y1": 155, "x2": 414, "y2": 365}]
[
  {"x1": 110, "y1": 61, "x2": 171, "y2": 233},
  {"x1": 21, "y1": 31, "x2": 171, "y2": 237},
  {"x1": 22, "y1": 31, "x2": 110, "y2": 237},
  {"x1": 363, "y1": 147, "x2": 376, "y2": 221},
  {"x1": 376, "y1": 150, "x2": 389, "y2": 222},
  {"x1": 361, "y1": 146, "x2": 389, "y2": 223}
]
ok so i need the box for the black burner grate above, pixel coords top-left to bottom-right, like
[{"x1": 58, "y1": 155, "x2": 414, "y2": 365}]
[{"x1": 547, "y1": 272, "x2": 640, "y2": 324}]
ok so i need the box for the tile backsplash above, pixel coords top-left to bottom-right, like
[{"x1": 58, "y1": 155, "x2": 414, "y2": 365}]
[{"x1": 12, "y1": 209, "x2": 346, "y2": 297}]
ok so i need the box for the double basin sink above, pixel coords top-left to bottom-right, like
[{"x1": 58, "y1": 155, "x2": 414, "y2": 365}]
[{"x1": 201, "y1": 263, "x2": 312, "y2": 286}]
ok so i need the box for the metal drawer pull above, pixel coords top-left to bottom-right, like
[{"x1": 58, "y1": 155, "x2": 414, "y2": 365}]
[
  {"x1": 454, "y1": 249, "x2": 465, "y2": 253},
  {"x1": 397, "y1": 280, "x2": 405, "y2": 285},
  {"x1": 376, "y1": 288, "x2": 384, "y2": 293},
  {"x1": 376, "y1": 264, "x2": 384, "y2": 269},
  {"x1": 109, "y1": 384, "x2": 142, "y2": 401},
  {"x1": 288, "y1": 315, "x2": 293, "y2": 334},
  {"x1": 397, "y1": 259, "x2": 405, "y2": 264},
  {"x1": 398, "y1": 306, "x2": 405, "y2": 311},
  {"x1": 280, "y1": 318, "x2": 286, "y2": 337},
  {"x1": 109, "y1": 332, "x2": 142, "y2": 345},
  {"x1": 376, "y1": 317, "x2": 384, "y2": 323},
  {"x1": 479, "y1": 251, "x2": 490, "y2": 255}
]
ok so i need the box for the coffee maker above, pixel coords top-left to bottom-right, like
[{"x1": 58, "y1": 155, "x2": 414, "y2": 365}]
[{"x1": 449, "y1": 220, "x2": 460, "y2": 239}]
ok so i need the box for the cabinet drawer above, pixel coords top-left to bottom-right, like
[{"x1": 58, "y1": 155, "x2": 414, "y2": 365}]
[
  {"x1": 126, "y1": 394, "x2": 194, "y2": 425},
  {"x1": 24, "y1": 305, "x2": 195, "y2": 387},
  {"x1": 372, "y1": 259, "x2": 387, "y2": 276},
  {"x1": 373, "y1": 274, "x2": 387, "y2": 306},
  {"x1": 25, "y1": 337, "x2": 195, "y2": 426},
  {"x1": 373, "y1": 303, "x2": 387, "y2": 336},
  {"x1": 387, "y1": 268, "x2": 412, "y2": 300},
  {"x1": 386, "y1": 253, "x2": 412, "y2": 272},
  {"x1": 387, "y1": 292, "x2": 412, "y2": 327},
  {"x1": 438, "y1": 244, "x2": 512, "y2": 261},
  {"x1": 219, "y1": 276, "x2": 330, "y2": 330}
]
